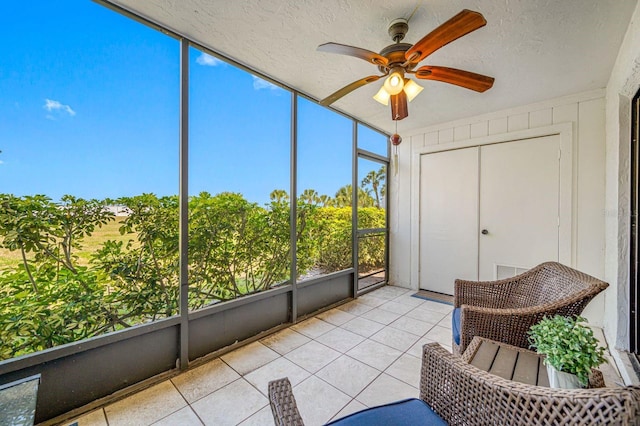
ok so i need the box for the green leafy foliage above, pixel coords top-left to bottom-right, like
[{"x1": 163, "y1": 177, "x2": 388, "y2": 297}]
[
  {"x1": 0, "y1": 183, "x2": 386, "y2": 360},
  {"x1": 0, "y1": 194, "x2": 124, "y2": 359},
  {"x1": 528, "y1": 315, "x2": 606, "y2": 387}
]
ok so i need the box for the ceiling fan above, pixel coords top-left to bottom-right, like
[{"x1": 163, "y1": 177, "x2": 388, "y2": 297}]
[{"x1": 317, "y1": 9, "x2": 495, "y2": 121}]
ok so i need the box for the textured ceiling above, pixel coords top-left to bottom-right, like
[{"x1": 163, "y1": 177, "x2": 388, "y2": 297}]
[{"x1": 109, "y1": 0, "x2": 637, "y2": 134}]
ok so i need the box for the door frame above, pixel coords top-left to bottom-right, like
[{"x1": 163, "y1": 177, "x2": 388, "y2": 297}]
[{"x1": 410, "y1": 122, "x2": 574, "y2": 289}]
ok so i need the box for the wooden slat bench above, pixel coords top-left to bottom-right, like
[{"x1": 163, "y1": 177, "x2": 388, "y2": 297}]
[{"x1": 461, "y1": 336, "x2": 604, "y2": 388}]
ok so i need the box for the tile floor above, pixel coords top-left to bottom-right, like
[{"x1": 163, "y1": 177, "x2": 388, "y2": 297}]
[{"x1": 63, "y1": 285, "x2": 622, "y2": 426}]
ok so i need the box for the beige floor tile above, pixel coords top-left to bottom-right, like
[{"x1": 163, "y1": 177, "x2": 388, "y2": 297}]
[
  {"x1": 392, "y1": 295, "x2": 425, "y2": 308},
  {"x1": 315, "y1": 327, "x2": 365, "y2": 353},
  {"x1": 104, "y1": 381, "x2": 187, "y2": 426},
  {"x1": 437, "y1": 314, "x2": 453, "y2": 329},
  {"x1": 290, "y1": 317, "x2": 335, "y2": 339},
  {"x1": 152, "y1": 406, "x2": 203, "y2": 426},
  {"x1": 360, "y1": 307, "x2": 402, "y2": 325},
  {"x1": 356, "y1": 373, "x2": 418, "y2": 408},
  {"x1": 336, "y1": 300, "x2": 374, "y2": 316},
  {"x1": 385, "y1": 353, "x2": 422, "y2": 388},
  {"x1": 65, "y1": 409, "x2": 107, "y2": 426},
  {"x1": 370, "y1": 327, "x2": 420, "y2": 352},
  {"x1": 357, "y1": 294, "x2": 388, "y2": 307},
  {"x1": 244, "y1": 357, "x2": 310, "y2": 396},
  {"x1": 418, "y1": 300, "x2": 453, "y2": 314},
  {"x1": 407, "y1": 337, "x2": 437, "y2": 358},
  {"x1": 378, "y1": 300, "x2": 414, "y2": 315},
  {"x1": 340, "y1": 317, "x2": 385, "y2": 337},
  {"x1": 388, "y1": 316, "x2": 434, "y2": 336},
  {"x1": 315, "y1": 308, "x2": 356, "y2": 326},
  {"x1": 330, "y1": 399, "x2": 368, "y2": 421},
  {"x1": 346, "y1": 339, "x2": 402, "y2": 371},
  {"x1": 191, "y1": 379, "x2": 268, "y2": 426},
  {"x1": 293, "y1": 376, "x2": 351, "y2": 426},
  {"x1": 372, "y1": 287, "x2": 411, "y2": 299},
  {"x1": 404, "y1": 307, "x2": 447, "y2": 324},
  {"x1": 424, "y1": 325, "x2": 453, "y2": 346},
  {"x1": 172, "y1": 357, "x2": 240, "y2": 403},
  {"x1": 367, "y1": 289, "x2": 397, "y2": 300},
  {"x1": 260, "y1": 328, "x2": 311, "y2": 355},
  {"x1": 220, "y1": 341, "x2": 280, "y2": 375},
  {"x1": 316, "y1": 355, "x2": 381, "y2": 397},
  {"x1": 239, "y1": 405, "x2": 274, "y2": 425},
  {"x1": 284, "y1": 340, "x2": 341, "y2": 373}
]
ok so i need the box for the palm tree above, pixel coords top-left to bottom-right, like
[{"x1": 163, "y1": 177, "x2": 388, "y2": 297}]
[
  {"x1": 334, "y1": 184, "x2": 375, "y2": 208},
  {"x1": 318, "y1": 194, "x2": 332, "y2": 207},
  {"x1": 334, "y1": 185, "x2": 352, "y2": 208},
  {"x1": 361, "y1": 167, "x2": 386, "y2": 209},
  {"x1": 269, "y1": 189, "x2": 289, "y2": 203},
  {"x1": 299, "y1": 189, "x2": 320, "y2": 205}
]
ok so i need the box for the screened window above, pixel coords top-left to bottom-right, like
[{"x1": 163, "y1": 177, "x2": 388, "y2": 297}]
[
  {"x1": 0, "y1": 1, "x2": 179, "y2": 360},
  {"x1": 297, "y1": 97, "x2": 353, "y2": 280},
  {"x1": 188, "y1": 47, "x2": 291, "y2": 308}
]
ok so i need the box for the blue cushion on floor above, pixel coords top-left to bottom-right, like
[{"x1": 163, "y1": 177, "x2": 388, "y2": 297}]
[
  {"x1": 325, "y1": 398, "x2": 446, "y2": 426},
  {"x1": 452, "y1": 307, "x2": 461, "y2": 346}
]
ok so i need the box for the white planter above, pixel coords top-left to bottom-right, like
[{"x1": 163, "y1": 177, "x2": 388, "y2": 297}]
[{"x1": 546, "y1": 365, "x2": 582, "y2": 389}]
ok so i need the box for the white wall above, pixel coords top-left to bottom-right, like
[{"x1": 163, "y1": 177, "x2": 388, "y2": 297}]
[
  {"x1": 604, "y1": 1, "x2": 640, "y2": 350},
  {"x1": 389, "y1": 89, "x2": 608, "y2": 326}
]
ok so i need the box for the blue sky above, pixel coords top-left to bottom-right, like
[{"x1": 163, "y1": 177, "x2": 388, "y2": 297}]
[{"x1": 0, "y1": 1, "x2": 387, "y2": 205}]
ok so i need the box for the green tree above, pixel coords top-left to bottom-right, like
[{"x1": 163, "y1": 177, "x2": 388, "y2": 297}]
[
  {"x1": 333, "y1": 184, "x2": 375, "y2": 208},
  {"x1": 0, "y1": 194, "x2": 126, "y2": 359},
  {"x1": 361, "y1": 167, "x2": 386, "y2": 209},
  {"x1": 93, "y1": 193, "x2": 180, "y2": 319},
  {"x1": 299, "y1": 189, "x2": 321, "y2": 205},
  {"x1": 0, "y1": 187, "x2": 387, "y2": 360}
]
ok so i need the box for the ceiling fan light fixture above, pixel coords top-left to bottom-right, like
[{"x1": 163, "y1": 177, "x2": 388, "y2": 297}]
[
  {"x1": 403, "y1": 79, "x2": 424, "y2": 102},
  {"x1": 383, "y1": 67, "x2": 405, "y2": 95},
  {"x1": 373, "y1": 86, "x2": 391, "y2": 105}
]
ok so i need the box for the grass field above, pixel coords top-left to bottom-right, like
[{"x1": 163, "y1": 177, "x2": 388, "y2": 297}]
[{"x1": 0, "y1": 217, "x2": 134, "y2": 269}]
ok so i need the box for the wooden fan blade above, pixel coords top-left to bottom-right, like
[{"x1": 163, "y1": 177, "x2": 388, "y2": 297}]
[
  {"x1": 415, "y1": 66, "x2": 494, "y2": 92},
  {"x1": 319, "y1": 75, "x2": 382, "y2": 106},
  {"x1": 390, "y1": 91, "x2": 408, "y2": 121},
  {"x1": 318, "y1": 42, "x2": 388, "y2": 67},
  {"x1": 405, "y1": 10, "x2": 486, "y2": 63}
]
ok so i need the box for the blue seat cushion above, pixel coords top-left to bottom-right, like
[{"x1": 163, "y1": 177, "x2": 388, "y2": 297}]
[
  {"x1": 325, "y1": 398, "x2": 446, "y2": 426},
  {"x1": 452, "y1": 307, "x2": 461, "y2": 346}
]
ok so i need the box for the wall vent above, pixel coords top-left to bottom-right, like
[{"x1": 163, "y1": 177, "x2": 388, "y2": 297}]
[{"x1": 495, "y1": 264, "x2": 529, "y2": 280}]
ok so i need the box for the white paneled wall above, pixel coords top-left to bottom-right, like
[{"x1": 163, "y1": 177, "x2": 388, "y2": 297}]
[{"x1": 390, "y1": 89, "x2": 607, "y2": 325}]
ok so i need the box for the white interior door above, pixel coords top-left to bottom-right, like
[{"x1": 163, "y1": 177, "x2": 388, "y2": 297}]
[
  {"x1": 418, "y1": 135, "x2": 562, "y2": 294},
  {"x1": 478, "y1": 135, "x2": 560, "y2": 280},
  {"x1": 419, "y1": 148, "x2": 479, "y2": 294}
]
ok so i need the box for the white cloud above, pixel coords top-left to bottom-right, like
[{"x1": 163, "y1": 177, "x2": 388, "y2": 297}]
[
  {"x1": 43, "y1": 99, "x2": 76, "y2": 118},
  {"x1": 252, "y1": 76, "x2": 280, "y2": 91},
  {"x1": 196, "y1": 53, "x2": 223, "y2": 67}
]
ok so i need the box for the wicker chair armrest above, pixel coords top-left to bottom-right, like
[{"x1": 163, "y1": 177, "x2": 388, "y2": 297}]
[
  {"x1": 420, "y1": 343, "x2": 640, "y2": 425},
  {"x1": 458, "y1": 304, "x2": 563, "y2": 356},
  {"x1": 268, "y1": 378, "x2": 304, "y2": 426}
]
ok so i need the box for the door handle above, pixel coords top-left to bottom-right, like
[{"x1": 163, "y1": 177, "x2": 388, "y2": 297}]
[{"x1": 481, "y1": 229, "x2": 489, "y2": 235}]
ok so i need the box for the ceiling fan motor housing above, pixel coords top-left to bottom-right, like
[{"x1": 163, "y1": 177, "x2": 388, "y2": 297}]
[{"x1": 378, "y1": 43, "x2": 413, "y2": 73}]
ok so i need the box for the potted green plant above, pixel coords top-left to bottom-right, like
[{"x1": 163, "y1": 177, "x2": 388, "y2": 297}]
[{"x1": 528, "y1": 315, "x2": 606, "y2": 389}]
